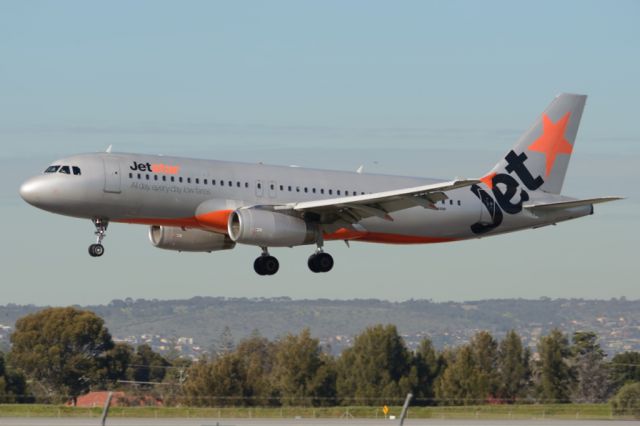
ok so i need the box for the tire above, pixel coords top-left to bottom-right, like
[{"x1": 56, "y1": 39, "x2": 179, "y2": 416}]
[
  {"x1": 253, "y1": 257, "x2": 267, "y2": 276},
  {"x1": 263, "y1": 256, "x2": 279, "y2": 275}
]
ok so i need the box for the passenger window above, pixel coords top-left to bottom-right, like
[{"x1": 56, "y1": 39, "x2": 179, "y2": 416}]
[
  {"x1": 296, "y1": 186, "x2": 300, "y2": 192},
  {"x1": 458, "y1": 200, "x2": 461, "y2": 206},
  {"x1": 146, "y1": 174, "x2": 149, "y2": 180},
  {"x1": 137, "y1": 173, "x2": 141, "y2": 179},
  {"x1": 212, "y1": 179, "x2": 216, "y2": 185},
  {"x1": 129, "y1": 173, "x2": 133, "y2": 179},
  {"x1": 72, "y1": 166, "x2": 81, "y2": 176},
  {"x1": 337, "y1": 190, "x2": 341, "y2": 195},
  {"x1": 237, "y1": 181, "x2": 241, "y2": 188},
  {"x1": 312, "y1": 188, "x2": 316, "y2": 193},
  {"x1": 187, "y1": 178, "x2": 191, "y2": 183},
  {"x1": 195, "y1": 178, "x2": 199, "y2": 184},
  {"x1": 345, "y1": 191, "x2": 349, "y2": 196},
  {"x1": 450, "y1": 200, "x2": 453, "y2": 205},
  {"x1": 154, "y1": 175, "x2": 158, "y2": 181},
  {"x1": 59, "y1": 166, "x2": 70, "y2": 174},
  {"x1": 304, "y1": 187, "x2": 308, "y2": 193},
  {"x1": 320, "y1": 189, "x2": 324, "y2": 194},
  {"x1": 162, "y1": 176, "x2": 167, "y2": 182},
  {"x1": 257, "y1": 182, "x2": 261, "y2": 189},
  {"x1": 221, "y1": 180, "x2": 225, "y2": 186},
  {"x1": 179, "y1": 177, "x2": 183, "y2": 183},
  {"x1": 288, "y1": 185, "x2": 292, "y2": 192},
  {"x1": 171, "y1": 176, "x2": 175, "y2": 182},
  {"x1": 280, "y1": 185, "x2": 284, "y2": 191},
  {"x1": 204, "y1": 179, "x2": 207, "y2": 185},
  {"x1": 329, "y1": 189, "x2": 333, "y2": 195},
  {"x1": 228, "y1": 180, "x2": 232, "y2": 186},
  {"x1": 245, "y1": 182, "x2": 249, "y2": 188},
  {"x1": 44, "y1": 165, "x2": 60, "y2": 173}
]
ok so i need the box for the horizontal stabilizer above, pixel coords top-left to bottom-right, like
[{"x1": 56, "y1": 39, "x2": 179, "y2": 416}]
[{"x1": 524, "y1": 196, "x2": 623, "y2": 212}]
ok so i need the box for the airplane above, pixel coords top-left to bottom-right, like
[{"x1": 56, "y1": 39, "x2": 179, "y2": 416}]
[{"x1": 19, "y1": 94, "x2": 621, "y2": 275}]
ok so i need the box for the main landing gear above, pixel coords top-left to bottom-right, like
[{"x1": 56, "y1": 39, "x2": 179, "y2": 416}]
[
  {"x1": 88, "y1": 218, "x2": 108, "y2": 257},
  {"x1": 252, "y1": 245, "x2": 334, "y2": 276},
  {"x1": 253, "y1": 248, "x2": 280, "y2": 276}
]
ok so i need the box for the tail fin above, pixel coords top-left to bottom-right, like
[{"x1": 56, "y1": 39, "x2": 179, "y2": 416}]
[{"x1": 485, "y1": 93, "x2": 587, "y2": 194}]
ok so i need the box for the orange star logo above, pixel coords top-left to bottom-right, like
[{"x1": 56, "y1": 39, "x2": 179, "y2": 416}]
[{"x1": 528, "y1": 112, "x2": 573, "y2": 177}]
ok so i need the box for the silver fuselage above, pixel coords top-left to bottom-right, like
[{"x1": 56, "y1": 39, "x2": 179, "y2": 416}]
[{"x1": 19, "y1": 152, "x2": 591, "y2": 244}]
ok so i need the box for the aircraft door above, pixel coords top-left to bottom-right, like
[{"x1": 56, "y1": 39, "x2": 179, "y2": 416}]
[
  {"x1": 103, "y1": 157, "x2": 121, "y2": 194},
  {"x1": 255, "y1": 180, "x2": 264, "y2": 198}
]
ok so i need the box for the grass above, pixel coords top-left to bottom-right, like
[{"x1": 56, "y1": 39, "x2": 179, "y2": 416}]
[{"x1": 0, "y1": 403, "x2": 630, "y2": 420}]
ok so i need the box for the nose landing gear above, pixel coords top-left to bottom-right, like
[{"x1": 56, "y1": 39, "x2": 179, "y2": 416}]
[
  {"x1": 89, "y1": 218, "x2": 108, "y2": 257},
  {"x1": 253, "y1": 247, "x2": 279, "y2": 276}
]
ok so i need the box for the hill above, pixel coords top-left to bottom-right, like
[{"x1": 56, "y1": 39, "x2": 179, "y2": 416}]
[{"x1": 0, "y1": 297, "x2": 638, "y2": 356}]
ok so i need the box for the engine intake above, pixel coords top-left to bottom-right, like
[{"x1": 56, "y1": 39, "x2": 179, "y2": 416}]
[
  {"x1": 149, "y1": 226, "x2": 235, "y2": 252},
  {"x1": 228, "y1": 208, "x2": 316, "y2": 247}
]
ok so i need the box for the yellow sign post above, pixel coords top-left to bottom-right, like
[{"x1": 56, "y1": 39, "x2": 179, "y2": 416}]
[{"x1": 383, "y1": 405, "x2": 389, "y2": 417}]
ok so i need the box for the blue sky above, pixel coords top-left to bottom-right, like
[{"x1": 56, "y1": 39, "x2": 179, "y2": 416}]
[{"x1": 1, "y1": 1, "x2": 638, "y2": 305}]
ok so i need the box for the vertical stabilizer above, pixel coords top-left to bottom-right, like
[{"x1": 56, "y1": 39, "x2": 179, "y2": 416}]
[{"x1": 486, "y1": 93, "x2": 586, "y2": 194}]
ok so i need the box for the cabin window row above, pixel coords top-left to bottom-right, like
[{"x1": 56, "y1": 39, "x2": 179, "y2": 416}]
[{"x1": 127, "y1": 173, "x2": 368, "y2": 196}]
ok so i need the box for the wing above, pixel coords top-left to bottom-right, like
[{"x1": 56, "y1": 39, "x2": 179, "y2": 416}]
[{"x1": 278, "y1": 179, "x2": 479, "y2": 225}]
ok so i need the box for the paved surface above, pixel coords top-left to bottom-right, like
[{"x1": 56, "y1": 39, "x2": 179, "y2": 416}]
[{"x1": 0, "y1": 419, "x2": 638, "y2": 426}]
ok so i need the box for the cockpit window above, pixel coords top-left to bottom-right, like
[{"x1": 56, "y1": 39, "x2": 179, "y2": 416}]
[
  {"x1": 59, "y1": 166, "x2": 71, "y2": 174},
  {"x1": 72, "y1": 166, "x2": 81, "y2": 175},
  {"x1": 45, "y1": 165, "x2": 60, "y2": 173}
]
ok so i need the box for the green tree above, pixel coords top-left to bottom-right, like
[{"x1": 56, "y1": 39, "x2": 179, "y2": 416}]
[
  {"x1": 271, "y1": 329, "x2": 336, "y2": 406},
  {"x1": 336, "y1": 324, "x2": 413, "y2": 405},
  {"x1": 470, "y1": 331, "x2": 499, "y2": 398},
  {"x1": 571, "y1": 331, "x2": 610, "y2": 402},
  {"x1": 610, "y1": 352, "x2": 640, "y2": 391},
  {"x1": 0, "y1": 352, "x2": 30, "y2": 403},
  {"x1": 610, "y1": 382, "x2": 640, "y2": 418},
  {"x1": 9, "y1": 307, "x2": 114, "y2": 402},
  {"x1": 496, "y1": 330, "x2": 530, "y2": 402},
  {"x1": 413, "y1": 338, "x2": 442, "y2": 405},
  {"x1": 127, "y1": 344, "x2": 170, "y2": 385},
  {"x1": 537, "y1": 329, "x2": 572, "y2": 403},
  {"x1": 235, "y1": 333, "x2": 276, "y2": 405},
  {"x1": 435, "y1": 345, "x2": 484, "y2": 405},
  {"x1": 105, "y1": 343, "x2": 134, "y2": 384}
]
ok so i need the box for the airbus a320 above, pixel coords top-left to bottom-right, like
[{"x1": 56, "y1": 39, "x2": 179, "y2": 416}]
[{"x1": 20, "y1": 94, "x2": 621, "y2": 275}]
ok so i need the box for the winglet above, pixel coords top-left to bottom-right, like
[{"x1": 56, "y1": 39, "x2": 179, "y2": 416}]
[{"x1": 105, "y1": 145, "x2": 113, "y2": 153}]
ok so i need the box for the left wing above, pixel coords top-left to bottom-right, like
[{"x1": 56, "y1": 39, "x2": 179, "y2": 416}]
[{"x1": 279, "y1": 179, "x2": 479, "y2": 224}]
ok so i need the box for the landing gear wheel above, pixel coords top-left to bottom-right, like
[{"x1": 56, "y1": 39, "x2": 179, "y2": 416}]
[
  {"x1": 88, "y1": 243, "x2": 105, "y2": 257},
  {"x1": 308, "y1": 252, "x2": 333, "y2": 273},
  {"x1": 254, "y1": 255, "x2": 279, "y2": 276}
]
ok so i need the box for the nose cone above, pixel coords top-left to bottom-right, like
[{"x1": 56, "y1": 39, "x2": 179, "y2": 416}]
[{"x1": 20, "y1": 176, "x2": 54, "y2": 208}]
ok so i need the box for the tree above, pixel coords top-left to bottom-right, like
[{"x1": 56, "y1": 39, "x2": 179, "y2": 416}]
[
  {"x1": 413, "y1": 338, "x2": 442, "y2": 405},
  {"x1": 537, "y1": 329, "x2": 572, "y2": 403},
  {"x1": 571, "y1": 331, "x2": 610, "y2": 402},
  {"x1": 496, "y1": 330, "x2": 530, "y2": 402},
  {"x1": 9, "y1": 307, "x2": 114, "y2": 402},
  {"x1": 271, "y1": 329, "x2": 336, "y2": 406},
  {"x1": 105, "y1": 343, "x2": 134, "y2": 384},
  {"x1": 336, "y1": 324, "x2": 413, "y2": 405},
  {"x1": 610, "y1": 382, "x2": 640, "y2": 418},
  {"x1": 469, "y1": 331, "x2": 499, "y2": 398},
  {"x1": 128, "y1": 344, "x2": 170, "y2": 385},
  {"x1": 234, "y1": 333, "x2": 276, "y2": 405},
  {"x1": 0, "y1": 352, "x2": 29, "y2": 403},
  {"x1": 435, "y1": 345, "x2": 485, "y2": 405},
  {"x1": 610, "y1": 352, "x2": 640, "y2": 391}
]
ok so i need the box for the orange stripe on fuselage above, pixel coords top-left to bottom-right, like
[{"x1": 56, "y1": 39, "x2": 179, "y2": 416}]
[
  {"x1": 324, "y1": 227, "x2": 457, "y2": 244},
  {"x1": 114, "y1": 219, "x2": 457, "y2": 244}
]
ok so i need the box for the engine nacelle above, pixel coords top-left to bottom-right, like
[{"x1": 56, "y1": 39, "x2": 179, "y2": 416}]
[
  {"x1": 227, "y1": 208, "x2": 317, "y2": 247},
  {"x1": 149, "y1": 226, "x2": 235, "y2": 252}
]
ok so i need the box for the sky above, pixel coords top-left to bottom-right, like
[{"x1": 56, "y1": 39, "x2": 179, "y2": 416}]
[{"x1": 1, "y1": 1, "x2": 639, "y2": 306}]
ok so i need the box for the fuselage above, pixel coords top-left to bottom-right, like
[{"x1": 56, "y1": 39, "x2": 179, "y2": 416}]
[{"x1": 19, "y1": 152, "x2": 591, "y2": 244}]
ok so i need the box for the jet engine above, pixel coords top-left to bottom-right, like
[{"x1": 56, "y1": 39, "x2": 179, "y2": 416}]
[
  {"x1": 227, "y1": 208, "x2": 317, "y2": 247},
  {"x1": 149, "y1": 226, "x2": 235, "y2": 252}
]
